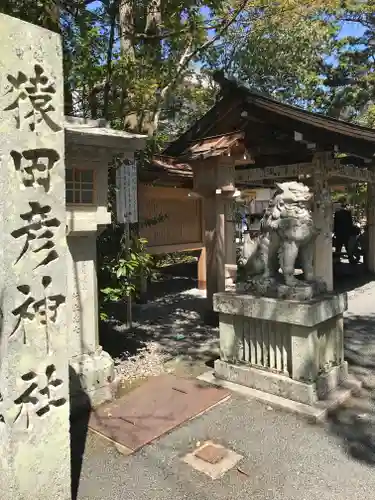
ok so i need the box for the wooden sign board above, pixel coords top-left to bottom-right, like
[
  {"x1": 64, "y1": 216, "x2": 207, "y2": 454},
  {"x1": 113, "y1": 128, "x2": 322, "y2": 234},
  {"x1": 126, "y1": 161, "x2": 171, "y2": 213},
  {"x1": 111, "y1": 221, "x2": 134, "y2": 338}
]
[{"x1": 116, "y1": 159, "x2": 138, "y2": 223}]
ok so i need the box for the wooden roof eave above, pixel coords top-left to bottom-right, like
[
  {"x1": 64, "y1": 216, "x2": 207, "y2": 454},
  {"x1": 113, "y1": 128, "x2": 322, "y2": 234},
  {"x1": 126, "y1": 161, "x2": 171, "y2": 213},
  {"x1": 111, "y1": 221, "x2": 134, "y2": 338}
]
[
  {"x1": 163, "y1": 95, "x2": 243, "y2": 157},
  {"x1": 243, "y1": 92, "x2": 375, "y2": 143},
  {"x1": 177, "y1": 131, "x2": 247, "y2": 162},
  {"x1": 240, "y1": 101, "x2": 375, "y2": 159},
  {"x1": 165, "y1": 72, "x2": 375, "y2": 161}
]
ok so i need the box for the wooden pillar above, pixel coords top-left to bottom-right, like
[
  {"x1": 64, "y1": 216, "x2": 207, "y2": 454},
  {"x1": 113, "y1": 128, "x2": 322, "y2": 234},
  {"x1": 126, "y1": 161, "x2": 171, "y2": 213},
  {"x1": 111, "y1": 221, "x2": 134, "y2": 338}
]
[
  {"x1": 192, "y1": 155, "x2": 237, "y2": 314},
  {"x1": 203, "y1": 194, "x2": 219, "y2": 311},
  {"x1": 312, "y1": 152, "x2": 333, "y2": 291},
  {"x1": 367, "y1": 169, "x2": 375, "y2": 273},
  {"x1": 198, "y1": 247, "x2": 206, "y2": 290},
  {"x1": 216, "y1": 196, "x2": 226, "y2": 293},
  {"x1": 217, "y1": 155, "x2": 237, "y2": 292},
  {"x1": 224, "y1": 198, "x2": 237, "y2": 287},
  {"x1": 138, "y1": 272, "x2": 148, "y2": 303},
  {"x1": 224, "y1": 199, "x2": 236, "y2": 264}
]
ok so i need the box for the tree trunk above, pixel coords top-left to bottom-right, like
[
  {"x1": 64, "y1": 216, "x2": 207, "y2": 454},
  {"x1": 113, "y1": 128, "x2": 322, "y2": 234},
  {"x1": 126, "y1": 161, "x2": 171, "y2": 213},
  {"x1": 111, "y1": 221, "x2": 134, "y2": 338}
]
[
  {"x1": 118, "y1": 0, "x2": 135, "y2": 57},
  {"x1": 103, "y1": 0, "x2": 117, "y2": 120}
]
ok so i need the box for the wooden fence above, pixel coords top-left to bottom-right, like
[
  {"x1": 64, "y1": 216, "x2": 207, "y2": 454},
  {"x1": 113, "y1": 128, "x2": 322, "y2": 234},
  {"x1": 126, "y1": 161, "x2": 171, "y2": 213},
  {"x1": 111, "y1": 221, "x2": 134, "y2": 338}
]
[{"x1": 138, "y1": 184, "x2": 204, "y2": 254}]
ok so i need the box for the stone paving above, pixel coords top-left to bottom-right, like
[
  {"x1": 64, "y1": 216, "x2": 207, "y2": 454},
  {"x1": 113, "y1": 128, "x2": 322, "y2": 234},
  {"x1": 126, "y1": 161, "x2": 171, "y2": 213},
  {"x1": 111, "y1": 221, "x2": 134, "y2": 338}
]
[
  {"x1": 75, "y1": 276, "x2": 375, "y2": 500},
  {"x1": 77, "y1": 395, "x2": 375, "y2": 500}
]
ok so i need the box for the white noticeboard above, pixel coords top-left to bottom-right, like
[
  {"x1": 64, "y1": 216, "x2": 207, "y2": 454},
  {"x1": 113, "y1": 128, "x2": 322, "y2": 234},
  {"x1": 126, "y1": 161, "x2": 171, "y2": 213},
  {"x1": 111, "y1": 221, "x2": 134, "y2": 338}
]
[{"x1": 116, "y1": 160, "x2": 138, "y2": 224}]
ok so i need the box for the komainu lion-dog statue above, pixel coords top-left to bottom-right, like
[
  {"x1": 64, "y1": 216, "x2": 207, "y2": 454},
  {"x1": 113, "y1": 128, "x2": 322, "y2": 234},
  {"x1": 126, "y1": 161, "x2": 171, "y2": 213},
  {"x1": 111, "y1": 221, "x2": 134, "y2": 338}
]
[{"x1": 239, "y1": 181, "x2": 326, "y2": 299}]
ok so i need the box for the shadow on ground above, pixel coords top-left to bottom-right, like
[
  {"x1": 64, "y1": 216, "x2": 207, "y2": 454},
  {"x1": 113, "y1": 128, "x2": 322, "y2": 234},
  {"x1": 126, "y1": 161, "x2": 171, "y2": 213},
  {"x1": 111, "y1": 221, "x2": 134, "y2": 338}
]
[
  {"x1": 101, "y1": 289, "x2": 218, "y2": 363},
  {"x1": 100, "y1": 261, "x2": 372, "y2": 362},
  {"x1": 327, "y1": 313, "x2": 375, "y2": 465},
  {"x1": 333, "y1": 262, "x2": 375, "y2": 294},
  {"x1": 69, "y1": 367, "x2": 91, "y2": 500},
  {"x1": 100, "y1": 261, "x2": 218, "y2": 366}
]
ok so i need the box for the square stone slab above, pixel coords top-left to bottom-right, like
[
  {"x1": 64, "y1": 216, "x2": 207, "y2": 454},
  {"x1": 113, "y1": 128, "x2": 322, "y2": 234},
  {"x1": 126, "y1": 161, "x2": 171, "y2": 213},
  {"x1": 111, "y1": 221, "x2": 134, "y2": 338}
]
[
  {"x1": 182, "y1": 441, "x2": 243, "y2": 479},
  {"x1": 195, "y1": 443, "x2": 228, "y2": 464}
]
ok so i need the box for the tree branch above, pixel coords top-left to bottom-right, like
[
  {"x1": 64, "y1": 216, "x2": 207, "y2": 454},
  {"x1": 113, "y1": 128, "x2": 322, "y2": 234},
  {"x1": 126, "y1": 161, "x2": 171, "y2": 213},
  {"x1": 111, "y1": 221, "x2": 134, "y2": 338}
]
[
  {"x1": 149, "y1": 0, "x2": 249, "y2": 132},
  {"x1": 132, "y1": 20, "x2": 229, "y2": 41},
  {"x1": 151, "y1": 38, "x2": 193, "y2": 131},
  {"x1": 172, "y1": 0, "x2": 250, "y2": 87}
]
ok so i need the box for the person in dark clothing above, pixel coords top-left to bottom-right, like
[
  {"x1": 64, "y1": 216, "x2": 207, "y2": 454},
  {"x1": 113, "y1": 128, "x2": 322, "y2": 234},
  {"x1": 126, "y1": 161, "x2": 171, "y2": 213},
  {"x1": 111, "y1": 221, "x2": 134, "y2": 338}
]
[{"x1": 333, "y1": 200, "x2": 354, "y2": 261}]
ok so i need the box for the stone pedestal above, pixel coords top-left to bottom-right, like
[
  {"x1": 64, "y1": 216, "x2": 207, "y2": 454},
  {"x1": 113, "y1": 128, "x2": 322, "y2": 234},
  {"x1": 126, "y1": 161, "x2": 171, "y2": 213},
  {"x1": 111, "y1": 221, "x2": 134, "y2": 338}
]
[
  {"x1": 0, "y1": 14, "x2": 70, "y2": 499},
  {"x1": 69, "y1": 348, "x2": 115, "y2": 413},
  {"x1": 213, "y1": 292, "x2": 348, "y2": 406}
]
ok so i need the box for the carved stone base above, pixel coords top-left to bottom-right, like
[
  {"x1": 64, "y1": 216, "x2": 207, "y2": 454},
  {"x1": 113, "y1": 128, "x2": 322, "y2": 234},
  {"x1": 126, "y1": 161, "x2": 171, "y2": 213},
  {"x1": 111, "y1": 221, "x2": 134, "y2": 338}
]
[
  {"x1": 69, "y1": 347, "x2": 118, "y2": 415},
  {"x1": 237, "y1": 275, "x2": 327, "y2": 300},
  {"x1": 213, "y1": 291, "x2": 349, "y2": 407},
  {"x1": 214, "y1": 359, "x2": 349, "y2": 406}
]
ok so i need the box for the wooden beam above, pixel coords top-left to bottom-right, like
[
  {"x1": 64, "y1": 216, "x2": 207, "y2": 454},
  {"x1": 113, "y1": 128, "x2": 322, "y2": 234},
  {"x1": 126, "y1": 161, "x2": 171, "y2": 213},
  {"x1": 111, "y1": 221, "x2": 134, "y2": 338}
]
[
  {"x1": 235, "y1": 161, "x2": 375, "y2": 184},
  {"x1": 250, "y1": 152, "x2": 313, "y2": 167},
  {"x1": 328, "y1": 161, "x2": 375, "y2": 183},
  {"x1": 244, "y1": 121, "x2": 312, "y2": 156},
  {"x1": 147, "y1": 242, "x2": 204, "y2": 255},
  {"x1": 235, "y1": 163, "x2": 313, "y2": 183},
  {"x1": 139, "y1": 184, "x2": 193, "y2": 199}
]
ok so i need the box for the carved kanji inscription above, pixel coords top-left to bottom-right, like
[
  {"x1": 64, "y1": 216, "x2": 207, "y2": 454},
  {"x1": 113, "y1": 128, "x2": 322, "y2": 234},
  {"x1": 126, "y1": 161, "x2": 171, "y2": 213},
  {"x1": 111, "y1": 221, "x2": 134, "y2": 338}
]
[
  {"x1": 11, "y1": 276, "x2": 65, "y2": 348},
  {"x1": 0, "y1": 392, "x2": 4, "y2": 424},
  {"x1": 10, "y1": 148, "x2": 59, "y2": 192},
  {"x1": 13, "y1": 365, "x2": 66, "y2": 429},
  {"x1": 11, "y1": 202, "x2": 60, "y2": 268},
  {"x1": 4, "y1": 64, "x2": 62, "y2": 132}
]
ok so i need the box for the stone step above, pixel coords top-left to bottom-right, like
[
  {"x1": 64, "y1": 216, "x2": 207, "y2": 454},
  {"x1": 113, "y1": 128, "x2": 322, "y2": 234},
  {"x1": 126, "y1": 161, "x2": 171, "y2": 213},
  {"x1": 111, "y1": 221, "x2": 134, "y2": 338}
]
[{"x1": 197, "y1": 371, "x2": 360, "y2": 424}]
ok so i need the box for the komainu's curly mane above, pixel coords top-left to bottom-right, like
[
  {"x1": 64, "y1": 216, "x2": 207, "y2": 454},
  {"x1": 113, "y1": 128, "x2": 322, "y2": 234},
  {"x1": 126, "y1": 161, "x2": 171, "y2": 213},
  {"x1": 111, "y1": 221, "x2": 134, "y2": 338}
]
[
  {"x1": 239, "y1": 181, "x2": 317, "y2": 290},
  {"x1": 260, "y1": 181, "x2": 313, "y2": 234}
]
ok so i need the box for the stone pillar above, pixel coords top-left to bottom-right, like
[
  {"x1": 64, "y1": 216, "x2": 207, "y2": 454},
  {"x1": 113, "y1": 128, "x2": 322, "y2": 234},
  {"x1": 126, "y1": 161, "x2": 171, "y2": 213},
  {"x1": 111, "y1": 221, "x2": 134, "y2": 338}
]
[
  {"x1": 367, "y1": 170, "x2": 375, "y2": 273},
  {"x1": 67, "y1": 235, "x2": 115, "y2": 412},
  {"x1": 312, "y1": 153, "x2": 333, "y2": 291},
  {"x1": 0, "y1": 14, "x2": 70, "y2": 499}
]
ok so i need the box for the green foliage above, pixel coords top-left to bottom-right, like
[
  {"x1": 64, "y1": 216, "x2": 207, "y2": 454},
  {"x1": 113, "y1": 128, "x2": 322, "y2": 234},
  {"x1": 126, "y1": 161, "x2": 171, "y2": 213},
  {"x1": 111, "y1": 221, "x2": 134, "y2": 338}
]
[
  {"x1": 319, "y1": 1, "x2": 375, "y2": 122},
  {"x1": 203, "y1": 2, "x2": 341, "y2": 106},
  {"x1": 1, "y1": 0, "x2": 60, "y2": 32},
  {"x1": 97, "y1": 157, "x2": 168, "y2": 315},
  {"x1": 98, "y1": 225, "x2": 153, "y2": 318},
  {"x1": 1, "y1": 0, "x2": 343, "y2": 134}
]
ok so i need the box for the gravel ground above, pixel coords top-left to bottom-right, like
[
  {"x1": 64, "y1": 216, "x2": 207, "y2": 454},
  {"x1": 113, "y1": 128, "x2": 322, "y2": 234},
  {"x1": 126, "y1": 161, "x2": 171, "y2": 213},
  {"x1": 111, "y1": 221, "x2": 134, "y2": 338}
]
[
  {"x1": 101, "y1": 286, "x2": 219, "y2": 384},
  {"x1": 114, "y1": 341, "x2": 167, "y2": 382}
]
